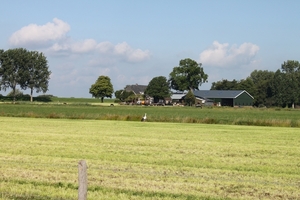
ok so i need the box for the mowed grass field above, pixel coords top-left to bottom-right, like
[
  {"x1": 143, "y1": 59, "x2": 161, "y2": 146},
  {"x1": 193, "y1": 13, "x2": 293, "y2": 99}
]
[{"x1": 0, "y1": 117, "x2": 299, "y2": 200}]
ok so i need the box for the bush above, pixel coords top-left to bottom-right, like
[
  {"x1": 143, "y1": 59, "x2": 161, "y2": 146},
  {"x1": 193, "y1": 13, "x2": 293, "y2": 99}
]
[{"x1": 7, "y1": 89, "x2": 23, "y2": 97}]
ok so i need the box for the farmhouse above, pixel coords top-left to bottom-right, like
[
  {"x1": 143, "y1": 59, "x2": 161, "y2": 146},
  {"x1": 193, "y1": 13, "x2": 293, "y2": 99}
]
[
  {"x1": 124, "y1": 84, "x2": 153, "y2": 104},
  {"x1": 124, "y1": 84, "x2": 147, "y2": 95},
  {"x1": 193, "y1": 90, "x2": 254, "y2": 107}
]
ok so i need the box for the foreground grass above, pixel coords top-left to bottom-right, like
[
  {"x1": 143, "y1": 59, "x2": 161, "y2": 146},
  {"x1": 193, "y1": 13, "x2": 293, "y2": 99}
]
[
  {"x1": 0, "y1": 117, "x2": 299, "y2": 199},
  {"x1": 0, "y1": 103, "x2": 300, "y2": 127}
]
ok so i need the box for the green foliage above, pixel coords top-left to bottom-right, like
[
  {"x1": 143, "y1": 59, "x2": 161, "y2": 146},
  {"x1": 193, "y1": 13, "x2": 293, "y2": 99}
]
[
  {"x1": 211, "y1": 78, "x2": 255, "y2": 96},
  {"x1": 0, "y1": 48, "x2": 29, "y2": 102},
  {"x1": 114, "y1": 89, "x2": 122, "y2": 100},
  {"x1": 271, "y1": 61, "x2": 300, "y2": 108},
  {"x1": 184, "y1": 90, "x2": 195, "y2": 106},
  {"x1": 169, "y1": 58, "x2": 208, "y2": 91},
  {"x1": 89, "y1": 75, "x2": 114, "y2": 102},
  {"x1": 144, "y1": 76, "x2": 171, "y2": 102},
  {"x1": 281, "y1": 60, "x2": 300, "y2": 73},
  {"x1": 7, "y1": 89, "x2": 23, "y2": 97},
  {"x1": 249, "y1": 70, "x2": 275, "y2": 107},
  {"x1": 25, "y1": 51, "x2": 51, "y2": 102},
  {"x1": 0, "y1": 48, "x2": 51, "y2": 103},
  {"x1": 114, "y1": 89, "x2": 135, "y2": 102},
  {"x1": 211, "y1": 79, "x2": 239, "y2": 90}
]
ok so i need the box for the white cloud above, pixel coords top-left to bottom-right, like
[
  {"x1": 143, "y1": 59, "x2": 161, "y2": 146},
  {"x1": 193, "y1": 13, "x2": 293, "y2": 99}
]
[
  {"x1": 48, "y1": 39, "x2": 150, "y2": 63},
  {"x1": 71, "y1": 39, "x2": 98, "y2": 53},
  {"x1": 199, "y1": 41, "x2": 259, "y2": 67},
  {"x1": 9, "y1": 18, "x2": 150, "y2": 63},
  {"x1": 9, "y1": 18, "x2": 70, "y2": 46},
  {"x1": 114, "y1": 42, "x2": 150, "y2": 62},
  {"x1": 96, "y1": 41, "x2": 115, "y2": 53}
]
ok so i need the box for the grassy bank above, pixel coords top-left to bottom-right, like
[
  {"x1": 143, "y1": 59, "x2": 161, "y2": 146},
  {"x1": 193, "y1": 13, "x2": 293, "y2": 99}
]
[
  {"x1": 0, "y1": 103, "x2": 299, "y2": 127},
  {"x1": 0, "y1": 117, "x2": 299, "y2": 199}
]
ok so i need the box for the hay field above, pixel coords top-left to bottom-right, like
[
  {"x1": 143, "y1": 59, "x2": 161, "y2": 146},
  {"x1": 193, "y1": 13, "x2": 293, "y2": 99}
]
[{"x1": 0, "y1": 117, "x2": 299, "y2": 199}]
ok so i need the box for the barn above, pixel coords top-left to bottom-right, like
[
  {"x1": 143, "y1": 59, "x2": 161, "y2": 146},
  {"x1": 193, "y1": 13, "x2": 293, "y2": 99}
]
[{"x1": 193, "y1": 90, "x2": 254, "y2": 107}]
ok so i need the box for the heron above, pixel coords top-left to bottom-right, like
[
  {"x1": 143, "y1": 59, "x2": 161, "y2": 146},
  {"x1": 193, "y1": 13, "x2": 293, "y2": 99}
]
[{"x1": 141, "y1": 113, "x2": 147, "y2": 121}]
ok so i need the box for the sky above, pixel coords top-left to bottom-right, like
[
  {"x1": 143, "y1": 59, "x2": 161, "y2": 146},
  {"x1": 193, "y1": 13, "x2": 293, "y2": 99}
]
[{"x1": 1, "y1": 0, "x2": 300, "y2": 98}]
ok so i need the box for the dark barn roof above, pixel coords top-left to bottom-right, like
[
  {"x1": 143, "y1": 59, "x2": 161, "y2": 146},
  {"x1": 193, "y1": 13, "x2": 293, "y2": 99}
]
[
  {"x1": 193, "y1": 90, "x2": 254, "y2": 99},
  {"x1": 124, "y1": 84, "x2": 147, "y2": 95}
]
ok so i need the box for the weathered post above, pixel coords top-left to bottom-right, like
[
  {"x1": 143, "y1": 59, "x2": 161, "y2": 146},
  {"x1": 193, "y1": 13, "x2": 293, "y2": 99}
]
[{"x1": 78, "y1": 160, "x2": 87, "y2": 200}]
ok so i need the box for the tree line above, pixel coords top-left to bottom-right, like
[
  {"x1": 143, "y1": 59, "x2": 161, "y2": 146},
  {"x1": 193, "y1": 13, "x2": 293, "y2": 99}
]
[
  {"x1": 0, "y1": 48, "x2": 51, "y2": 103},
  {"x1": 211, "y1": 60, "x2": 300, "y2": 108},
  {"x1": 91, "y1": 58, "x2": 300, "y2": 108}
]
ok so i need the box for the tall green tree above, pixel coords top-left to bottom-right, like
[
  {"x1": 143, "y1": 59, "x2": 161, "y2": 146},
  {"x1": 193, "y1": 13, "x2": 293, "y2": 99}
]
[
  {"x1": 144, "y1": 76, "x2": 171, "y2": 103},
  {"x1": 272, "y1": 60, "x2": 300, "y2": 108},
  {"x1": 0, "y1": 48, "x2": 29, "y2": 103},
  {"x1": 89, "y1": 75, "x2": 114, "y2": 103},
  {"x1": 271, "y1": 70, "x2": 287, "y2": 107},
  {"x1": 25, "y1": 51, "x2": 51, "y2": 102},
  {"x1": 249, "y1": 70, "x2": 274, "y2": 107},
  {"x1": 281, "y1": 60, "x2": 300, "y2": 73},
  {"x1": 0, "y1": 48, "x2": 51, "y2": 103},
  {"x1": 169, "y1": 58, "x2": 208, "y2": 91}
]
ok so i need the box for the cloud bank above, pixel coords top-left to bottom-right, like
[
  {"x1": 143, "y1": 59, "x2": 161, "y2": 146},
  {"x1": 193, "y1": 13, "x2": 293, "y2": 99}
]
[
  {"x1": 9, "y1": 18, "x2": 150, "y2": 63},
  {"x1": 9, "y1": 18, "x2": 70, "y2": 47},
  {"x1": 199, "y1": 41, "x2": 259, "y2": 67}
]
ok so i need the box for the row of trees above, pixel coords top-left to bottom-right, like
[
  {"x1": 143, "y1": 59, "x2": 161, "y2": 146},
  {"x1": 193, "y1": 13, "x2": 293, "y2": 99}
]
[
  {"x1": 0, "y1": 48, "x2": 51, "y2": 102},
  {"x1": 211, "y1": 60, "x2": 300, "y2": 108}
]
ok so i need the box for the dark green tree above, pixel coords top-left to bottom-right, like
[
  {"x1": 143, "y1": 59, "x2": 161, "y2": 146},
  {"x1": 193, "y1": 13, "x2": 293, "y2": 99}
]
[
  {"x1": 169, "y1": 58, "x2": 208, "y2": 91},
  {"x1": 249, "y1": 70, "x2": 274, "y2": 107},
  {"x1": 114, "y1": 89, "x2": 135, "y2": 102},
  {"x1": 271, "y1": 70, "x2": 286, "y2": 107},
  {"x1": 25, "y1": 51, "x2": 51, "y2": 102},
  {"x1": 271, "y1": 60, "x2": 300, "y2": 108},
  {"x1": 0, "y1": 48, "x2": 30, "y2": 103},
  {"x1": 184, "y1": 89, "x2": 196, "y2": 106},
  {"x1": 114, "y1": 90, "x2": 123, "y2": 101},
  {"x1": 236, "y1": 78, "x2": 255, "y2": 97},
  {"x1": 210, "y1": 79, "x2": 239, "y2": 90},
  {"x1": 282, "y1": 60, "x2": 300, "y2": 108},
  {"x1": 89, "y1": 75, "x2": 114, "y2": 103},
  {"x1": 144, "y1": 76, "x2": 171, "y2": 103},
  {"x1": 281, "y1": 60, "x2": 300, "y2": 73}
]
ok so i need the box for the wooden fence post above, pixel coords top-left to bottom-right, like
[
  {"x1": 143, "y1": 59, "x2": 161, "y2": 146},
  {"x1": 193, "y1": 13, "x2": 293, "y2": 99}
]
[{"x1": 78, "y1": 160, "x2": 87, "y2": 200}]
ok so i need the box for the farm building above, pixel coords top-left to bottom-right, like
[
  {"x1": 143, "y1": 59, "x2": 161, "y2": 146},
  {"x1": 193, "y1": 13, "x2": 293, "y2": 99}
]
[
  {"x1": 124, "y1": 84, "x2": 147, "y2": 95},
  {"x1": 193, "y1": 90, "x2": 254, "y2": 107},
  {"x1": 170, "y1": 93, "x2": 186, "y2": 103}
]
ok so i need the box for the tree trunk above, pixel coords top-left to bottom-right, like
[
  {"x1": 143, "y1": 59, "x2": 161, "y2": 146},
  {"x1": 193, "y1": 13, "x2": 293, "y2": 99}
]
[
  {"x1": 101, "y1": 97, "x2": 104, "y2": 103},
  {"x1": 12, "y1": 86, "x2": 16, "y2": 104},
  {"x1": 30, "y1": 88, "x2": 33, "y2": 102}
]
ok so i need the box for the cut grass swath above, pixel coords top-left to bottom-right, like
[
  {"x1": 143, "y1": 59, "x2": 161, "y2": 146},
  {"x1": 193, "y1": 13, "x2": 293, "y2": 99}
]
[{"x1": 0, "y1": 117, "x2": 299, "y2": 199}]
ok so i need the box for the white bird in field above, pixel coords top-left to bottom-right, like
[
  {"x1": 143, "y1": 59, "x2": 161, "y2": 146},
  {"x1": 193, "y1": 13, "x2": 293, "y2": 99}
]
[{"x1": 141, "y1": 113, "x2": 147, "y2": 121}]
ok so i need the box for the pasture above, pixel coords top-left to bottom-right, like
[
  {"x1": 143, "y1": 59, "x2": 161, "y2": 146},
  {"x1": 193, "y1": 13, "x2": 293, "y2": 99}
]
[
  {"x1": 0, "y1": 117, "x2": 299, "y2": 199},
  {"x1": 0, "y1": 103, "x2": 300, "y2": 127}
]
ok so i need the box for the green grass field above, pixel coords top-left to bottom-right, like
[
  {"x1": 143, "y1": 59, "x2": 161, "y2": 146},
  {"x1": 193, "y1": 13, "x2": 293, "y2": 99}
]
[
  {"x1": 0, "y1": 103, "x2": 299, "y2": 127},
  {"x1": 1, "y1": 117, "x2": 299, "y2": 199}
]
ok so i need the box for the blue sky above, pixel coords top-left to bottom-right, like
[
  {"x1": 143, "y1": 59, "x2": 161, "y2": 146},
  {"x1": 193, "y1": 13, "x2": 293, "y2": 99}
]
[{"x1": 1, "y1": 0, "x2": 300, "y2": 97}]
